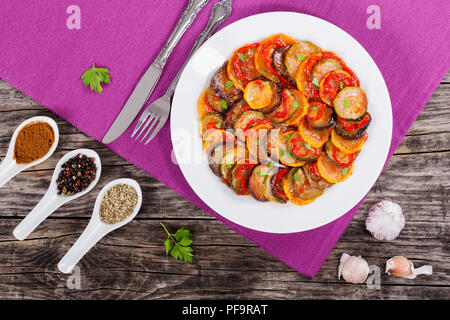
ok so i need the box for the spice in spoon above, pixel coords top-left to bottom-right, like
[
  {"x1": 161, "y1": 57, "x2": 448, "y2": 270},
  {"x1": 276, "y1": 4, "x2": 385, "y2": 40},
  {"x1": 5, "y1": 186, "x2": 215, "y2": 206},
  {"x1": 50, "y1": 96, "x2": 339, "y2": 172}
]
[
  {"x1": 14, "y1": 121, "x2": 55, "y2": 164},
  {"x1": 99, "y1": 184, "x2": 138, "y2": 224},
  {"x1": 56, "y1": 154, "x2": 96, "y2": 196}
]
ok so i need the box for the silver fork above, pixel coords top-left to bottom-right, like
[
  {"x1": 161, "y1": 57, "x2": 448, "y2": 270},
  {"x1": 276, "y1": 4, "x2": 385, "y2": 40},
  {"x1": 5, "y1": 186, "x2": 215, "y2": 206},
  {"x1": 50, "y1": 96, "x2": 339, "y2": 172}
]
[{"x1": 132, "y1": 0, "x2": 232, "y2": 144}]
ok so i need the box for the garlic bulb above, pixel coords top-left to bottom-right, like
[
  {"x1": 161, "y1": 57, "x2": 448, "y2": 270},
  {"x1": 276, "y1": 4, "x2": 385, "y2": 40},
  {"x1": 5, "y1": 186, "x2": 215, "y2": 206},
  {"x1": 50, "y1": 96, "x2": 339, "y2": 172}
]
[
  {"x1": 386, "y1": 256, "x2": 432, "y2": 279},
  {"x1": 338, "y1": 253, "x2": 369, "y2": 284},
  {"x1": 365, "y1": 200, "x2": 405, "y2": 241}
]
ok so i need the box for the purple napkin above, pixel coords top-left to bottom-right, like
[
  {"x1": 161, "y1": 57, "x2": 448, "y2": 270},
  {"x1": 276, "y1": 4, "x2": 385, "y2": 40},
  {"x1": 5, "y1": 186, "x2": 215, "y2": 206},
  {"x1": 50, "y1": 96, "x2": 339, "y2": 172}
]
[{"x1": 0, "y1": 1, "x2": 448, "y2": 277}]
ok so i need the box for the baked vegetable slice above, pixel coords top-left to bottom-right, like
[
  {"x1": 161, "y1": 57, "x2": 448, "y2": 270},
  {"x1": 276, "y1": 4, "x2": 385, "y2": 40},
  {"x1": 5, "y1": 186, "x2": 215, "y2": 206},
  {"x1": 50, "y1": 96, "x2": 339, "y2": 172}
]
[
  {"x1": 219, "y1": 144, "x2": 251, "y2": 186},
  {"x1": 311, "y1": 58, "x2": 342, "y2": 88},
  {"x1": 254, "y1": 34, "x2": 298, "y2": 87},
  {"x1": 233, "y1": 110, "x2": 267, "y2": 142},
  {"x1": 279, "y1": 131, "x2": 309, "y2": 166},
  {"x1": 317, "y1": 152, "x2": 353, "y2": 183},
  {"x1": 227, "y1": 43, "x2": 260, "y2": 90},
  {"x1": 262, "y1": 165, "x2": 284, "y2": 203},
  {"x1": 224, "y1": 100, "x2": 251, "y2": 128},
  {"x1": 244, "y1": 79, "x2": 281, "y2": 113},
  {"x1": 202, "y1": 129, "x2": 236, "y2": 156},
  {"x1": 305, "y1": 100, "x2": 335, "y2": 129},
  {"x1": 284, "y1": 41, "x2": 321, "y2": 80},
  {"x1": 324, "y1": 139, "x2": 356, "y2": 167},
  {"x1": 334, "y1": 112, "x2": 371, "y2": 140},
  {"x1": 333, "y1": 86, "x2": 367, "y2": 120},
  {"x1": 206, "y1": 85, "x2": 241, "y2": 113},
  {"x1": 270, "y1": 167, "x2": 289, "y2": 203},
  {"x1": 208, "y1": 144, "x2": 226, "y2": 177},
  {"x1": 286, "y1": 131, "x2": 322, "y2": 162},
  {"x1": 229, "y1": 163, "x2": 257, "y2": 196},
  {"x1": 245, "y1": 123, "x2": 272, "y2": 162},
  {"x1": 197, "y1": 88, "x2": 214, "y2": 119},
  {"x1": 283, "y1": 168, "x2": 323, "y2": 206},
  {"x1": 248, "y1": 163, "x2": 271, "y2": 202},
  {"x1": 319, "y1": 70, "x2": 358, "y2": 105},
  {"x1": 298, "y1": 118, "x2": 332, "y2": 148},
  {"x1": 272, "y1": 45, "x2": 295, "y2": 86},
  {"x1": 211, "y1": 62, "x2": 242, "y2": 100},
  {"x1": 302, "y1": 162, "x2": 333, "y2": 190},
  {"x1": 331, "y1": 129, "x2": 368, "y2": 154},
  {"x1": 266, "y1": 88, "x2": 307, "y2": 124},
  {"x1": 199, "y1": 112, "x2": 224, "y2": 139}
]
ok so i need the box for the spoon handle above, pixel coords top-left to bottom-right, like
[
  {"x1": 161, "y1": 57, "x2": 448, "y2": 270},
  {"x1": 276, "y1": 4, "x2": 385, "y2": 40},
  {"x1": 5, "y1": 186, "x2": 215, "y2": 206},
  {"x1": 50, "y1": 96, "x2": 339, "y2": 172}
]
[
  {"x1": 0, "y1": 160, "x2": 19, "y2": 188},
  {"x1": 58, "y1": 221, "x2": 106, "y2": 274},
  {"x1": 13, "y1": 192, "x2": 61, "y2": 240}
]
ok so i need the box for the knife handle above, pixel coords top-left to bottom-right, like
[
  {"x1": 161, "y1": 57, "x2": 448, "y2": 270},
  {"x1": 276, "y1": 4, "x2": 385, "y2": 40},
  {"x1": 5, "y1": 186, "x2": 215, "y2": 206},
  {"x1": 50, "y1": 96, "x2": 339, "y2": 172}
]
[
  {"x1": 154, "y1": 0, "x2": 209, "y2": 68},
  {"x1": 165, "y1": 0, "x2": 232, "y2": 97}
]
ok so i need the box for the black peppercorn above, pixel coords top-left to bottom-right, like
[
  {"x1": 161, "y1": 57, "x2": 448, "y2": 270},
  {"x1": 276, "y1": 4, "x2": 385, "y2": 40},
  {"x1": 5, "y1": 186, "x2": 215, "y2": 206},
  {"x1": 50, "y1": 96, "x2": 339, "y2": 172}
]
[{"x1": 56, "y1": 154, "x2": 96, "y2": 196}]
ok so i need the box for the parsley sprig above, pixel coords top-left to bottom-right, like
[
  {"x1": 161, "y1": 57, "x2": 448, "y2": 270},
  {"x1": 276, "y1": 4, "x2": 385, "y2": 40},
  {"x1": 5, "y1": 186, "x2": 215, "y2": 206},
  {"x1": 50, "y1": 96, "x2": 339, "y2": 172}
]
[
  {"x1": 161, "y1": 222, "x2": 194, "y2": 263},
  {"x1": 81, "y1": 63, "x2": 110, "y2": 93}
]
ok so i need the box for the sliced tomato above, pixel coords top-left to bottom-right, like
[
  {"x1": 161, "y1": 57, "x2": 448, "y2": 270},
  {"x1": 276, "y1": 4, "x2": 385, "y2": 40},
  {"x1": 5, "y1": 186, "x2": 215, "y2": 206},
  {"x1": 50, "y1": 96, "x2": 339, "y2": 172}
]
[
  {"x1": 317, "y1": 152, "x2": 353, "y2": 183},
  {"x1": 279, "y1": 131, "x2": 309, "y2": 166},
  {"x1": 311, "y1": 58, "x2": 342, "y2": 88},
  {"x1": 298, "y1": 118, "x2": 332, "y2": 148},
  {"x1": 331, "y1": 129, "x2": 368, "y2": 154},
  {"x1": 254, "y1": 34, "x2": 298, "y2": 87}
]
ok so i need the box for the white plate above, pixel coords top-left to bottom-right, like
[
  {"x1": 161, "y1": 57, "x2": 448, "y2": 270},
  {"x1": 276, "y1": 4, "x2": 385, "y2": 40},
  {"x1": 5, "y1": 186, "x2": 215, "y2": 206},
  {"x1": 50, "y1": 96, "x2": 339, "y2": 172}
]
[{"x1": 171, "y1": 12, "x2": 392, "y2": 233}]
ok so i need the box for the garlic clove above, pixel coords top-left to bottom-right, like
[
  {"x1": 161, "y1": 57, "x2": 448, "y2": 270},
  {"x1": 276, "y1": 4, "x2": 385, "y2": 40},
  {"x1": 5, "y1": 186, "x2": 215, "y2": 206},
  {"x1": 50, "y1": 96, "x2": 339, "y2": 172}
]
[
  {"x1": 338, "y1": 253, "x2": 369, "y2": 284},
  {"x1": 386, "y1": 256, "x2": 433, "y2": 279},
  {"x1": 365, "y1": 200, "x2": 405, "y2": 241}
]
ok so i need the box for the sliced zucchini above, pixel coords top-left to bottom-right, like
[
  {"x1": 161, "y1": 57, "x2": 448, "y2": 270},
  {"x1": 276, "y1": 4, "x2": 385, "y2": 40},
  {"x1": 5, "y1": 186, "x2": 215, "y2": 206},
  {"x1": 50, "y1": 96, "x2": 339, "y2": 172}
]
[
  {"x1": 244, "y1": 79, "x2": 281, "y2": 113},
  {"x1": 263, "y1": 166, "x2": 285, "y2": 203},
  {"x1": 206, "y1": 85, "x2": 241, "y2": 113},
  {"x1": 245, "y1": 123, "x2": 272, "y2": 162},
  {"x1": 266, "y1": 88, "x2": 303, "y2": 123},
  {"x1": 229, "y1": 163, "x2": 257, "y2": 196},
  {"x1": 199, "y1": 112, "x2": 224, "y2": 139},
  {"x1": 225, "y1": 100, "x2": 251, "y2": 128},
  {"x1": 286, "y1": 131, "x2": 321, "y2": 162},
  {"x1": 324, "y1": 139, "x2": 356, "y2": 167},
  {"x1": 334, "y1": 112, "x2": 371, "y2": 140},
  {"x1": 283, "y1": 89, "x2": 309, "y2": 127},
  {"x1": 305, "y1": 101, "x2": 335, "y2": 129},
  {"x1": 284, "y1": 41, "x2": 321, "y2": 80},
  {"x1": 248, "y1": 163, "x2": 271, "y2": 202},
  {"x1": 283, "y1": 168, "x2": 320, "y2": 206},
  {"x1": 202, "y1": 129, "x2": 236, "y2": 156},
  {"x1": 311, "y1": 58, "x2": 342, "y2": 89},
  {"x1": 302, "y1": 162, "x2": 333, "y2": 190},
  {"x1": 233, "y1": 110, "x2": 266, "y2": 142},
  {"x1": 288, "y1": 167, "x2": 324, "y2": 201},
  {"x1": 331, "y1": 129, "x2": 367, "y2": 154},
  {"x1": 333, "y1": 86, "x2": 367, "y2": 120},
  {"x1": 298, "y1": 118, "x2": 332, "y2": 148},
  {"x1": 317, "y1": 152, "x2": 353, "y2": 183},
  {"x1": 219, "y1": 144, "x2": 250, "y2": 186},
  {"x1": 279, "y1": 131, "x2": 309, "y2": 166}
]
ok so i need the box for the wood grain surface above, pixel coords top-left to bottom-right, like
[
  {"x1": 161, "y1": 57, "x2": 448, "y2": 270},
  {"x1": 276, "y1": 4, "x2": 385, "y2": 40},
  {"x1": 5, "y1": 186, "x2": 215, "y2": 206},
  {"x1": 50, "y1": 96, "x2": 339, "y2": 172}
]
[{"x1": 0, "y1": 73, "x2": 448, "y2": 300}]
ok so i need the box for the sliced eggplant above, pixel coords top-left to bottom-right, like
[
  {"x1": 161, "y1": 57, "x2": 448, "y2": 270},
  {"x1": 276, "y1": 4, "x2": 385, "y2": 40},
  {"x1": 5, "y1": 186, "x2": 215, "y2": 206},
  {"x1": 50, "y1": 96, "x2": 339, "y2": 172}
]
[
  {"x1": 206, "y1": 85, "x2": 241, "y2": 113},
  {"x1": 212, "y1": 62, "x2": 242, "y2": 100},
  {"x1": 298, "y1": 118, "x2": 332, "y2": 148},
  {"x1": 273, "y1": 45, "x2": 296, "y2": 86},
  {"x1": 333, "y1": 86, "x2": 367, "y2": 120},
  {"x1": 208, "y1": 144, "x2": 227, "y2": 177},
  {"x1": 286, "y1": 131, "x2": 321, "y2": 162},
  {"x1": 229, "y1": 163, "x2": 257, "y2": 196},
  {"x1": 248, "y1": 163, "x2": 271, "y2": 202},
  {"x1": 199, "y1": 112, "x2": 224, "y2": 139},
  {"x1": 233, "y1": 110, "x2": 266, "y2": 142},
  {"x1": 225, "y1": 100, "x2": 251, "y2": 128},
  {"x1": 316, "y1": 152, "x2": 353, "y2": 183},
  {"x1": 335, "y1": 112, "x2": 371, "y2": 140},
  {"x1": 262, "y1": 166, "x2": 285, "y2": 203},
  {"x1": 288, "y1": 167, "x2": 324, "y2": 201},
  {"x1": 305, "y1": 101, "x2": 335, "y2": 129}
]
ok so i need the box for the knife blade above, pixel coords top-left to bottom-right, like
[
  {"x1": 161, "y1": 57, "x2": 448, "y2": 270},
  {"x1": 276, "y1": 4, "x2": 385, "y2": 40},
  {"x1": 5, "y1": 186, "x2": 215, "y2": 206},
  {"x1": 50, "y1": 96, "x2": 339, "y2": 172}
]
[
  {"x1": 102, "y1": 0, "x2": 209, "y2": 144},
  {"x1": 102, "y1": 64, "x2": 162, "y2": 144}
]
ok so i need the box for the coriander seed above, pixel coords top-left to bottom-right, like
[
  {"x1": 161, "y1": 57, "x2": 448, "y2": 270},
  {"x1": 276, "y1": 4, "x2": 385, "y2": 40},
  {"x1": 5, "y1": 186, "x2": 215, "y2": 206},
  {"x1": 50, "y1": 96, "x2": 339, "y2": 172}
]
[{"x1": 99, "y1": 184, "x2": 138, "y2": 224}]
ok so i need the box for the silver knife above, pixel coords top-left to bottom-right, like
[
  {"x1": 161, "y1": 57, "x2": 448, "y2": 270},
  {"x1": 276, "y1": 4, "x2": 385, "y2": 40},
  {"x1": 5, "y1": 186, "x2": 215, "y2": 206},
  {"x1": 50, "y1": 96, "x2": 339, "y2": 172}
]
[{"x1": 102, "y1": 0, "x2": 209, "y2": 144}]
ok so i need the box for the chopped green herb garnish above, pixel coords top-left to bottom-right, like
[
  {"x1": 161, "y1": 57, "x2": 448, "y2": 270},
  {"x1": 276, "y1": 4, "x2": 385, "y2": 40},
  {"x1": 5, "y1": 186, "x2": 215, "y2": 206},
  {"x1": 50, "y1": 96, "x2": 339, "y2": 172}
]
[
  {"x1": 81, "y1": 63, "x2": 110, "y2": 93},
  {"x1": 225, "y1": 81, "x2": 234, "y2": 90},
  {"x1": 294, "y1": 171, "x2": 301, "y2": 181},
  {"x1": 225, "y1": 163, "x2": 233, "y2": 169},
  {"x1": 312, "y1": 77, "x2": 319, "y2": 87},
  {"x1": 340, "y1": 81, "x2": 344, "y2": 90},
  {"x1": 311, "y1": 106, "x2": 318, "y2": 111},
  {"x1": 161, "y1": 223, "x2": 193, "y2": 263},
  {"x1": 216, "y1": 122, "x2": 222, "y2": 128},
  {"x1": 237, "y1": 53, "x2": 246, "y2": 62},
  {"x1": 268, "y1": 161, "x2": 274, "y2": 167},
  {"x1": 219, "y1": 100, "x2": 228, "y2": 110},
  {"x1": 261, "y1": 70, "x2": 267, "y2": 75},
  {"x1": 293, "y1": 100, "x2": 299, "y2": 109},
  {"x1": 305, "y1": 143, "x2": 314, "y2": 151},
  {"x1": 285, "y1": 134, "x2": 292, "y2": 141},
  {"x1": 257, "y1": 170, "x2": 268, "y2": 176},
  {"x1": 296, "y1": 53, "x2": 306, "y2": 62},
  {"x1": 262, "y1": 81, "x2": 270, "y2": 86},
  {"x1": 279, "y1": 149, "x2": 285, "y2": 157},
  {"x1": 344, "y1": 98, "x2": 351, "y2": 109},
  {"x1": 341, "y1": 167, "x2": 349, "y2": 176}
]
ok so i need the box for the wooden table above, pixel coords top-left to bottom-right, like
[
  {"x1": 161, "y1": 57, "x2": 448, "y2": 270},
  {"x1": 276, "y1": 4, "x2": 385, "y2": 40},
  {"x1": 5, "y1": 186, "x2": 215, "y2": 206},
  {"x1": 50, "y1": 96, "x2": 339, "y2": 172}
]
[{"x1": 0, "y1": 73, "x2": 448, "y2": 300}]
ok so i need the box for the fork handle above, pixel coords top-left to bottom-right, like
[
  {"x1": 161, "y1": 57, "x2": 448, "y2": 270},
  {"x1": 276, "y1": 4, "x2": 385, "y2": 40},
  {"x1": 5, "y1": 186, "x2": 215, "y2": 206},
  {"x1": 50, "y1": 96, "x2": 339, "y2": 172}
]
[
  {"x1": 165, "y1": 0, "x2": 232, "y2": 97},
  {"x1": 154, "y1": 0, "x2": 209, "y2": 68}
]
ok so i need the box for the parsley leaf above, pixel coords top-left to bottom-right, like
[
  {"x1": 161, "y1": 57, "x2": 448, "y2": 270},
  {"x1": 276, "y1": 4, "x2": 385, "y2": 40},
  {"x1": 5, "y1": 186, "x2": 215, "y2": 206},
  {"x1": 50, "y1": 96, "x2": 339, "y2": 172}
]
[
  {"x1": 296, "y1": 53, "x2": 306, "y2": 62},
  {"x1": 237, "y1": 53, "x2": 246, "y2": 62},
  {"x1": 311, "y1": 77, "x2": 319, "y2": 87},
  {"x1": 225, "y1": 80, "x2": 234, "y2": 90},
  {"x1": 81, "y1": 63, "x2": 110, "y2": 93},
  {"x1": 344, "y1": 98, "x2": 351, "y2": 109},
  {"x1": 219, "y1": 100, "x2": 228, "y2": 110},
  {"x1": 293, "y1": 100, "x2": 299, "y2": 109},
  {"x1": 279, "y1": 149, "x2": 285, "y2": 157},
  {"x1": 161, "y1": 223, "x2": 194, "y2": 263},
  {"x1": 294, "y1": 171, "x2": 301, "y2": 181},
  {"x1": 341, "y1": 167, "x2": 349, "y2": 176},
  {"x1": 304, "y1": 143, "x2": 314, "y2": 151},
  {"x1": 340, "y1": 81, "x2": 344, "y2": 89}
]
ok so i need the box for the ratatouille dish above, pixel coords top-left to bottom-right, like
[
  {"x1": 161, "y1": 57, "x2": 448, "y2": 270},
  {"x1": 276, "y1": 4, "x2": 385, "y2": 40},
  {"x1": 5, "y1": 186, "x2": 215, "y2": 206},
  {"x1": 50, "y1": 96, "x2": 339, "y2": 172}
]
[{"x1": 197, "y1": 34, "x2": 371, "y2": 206}]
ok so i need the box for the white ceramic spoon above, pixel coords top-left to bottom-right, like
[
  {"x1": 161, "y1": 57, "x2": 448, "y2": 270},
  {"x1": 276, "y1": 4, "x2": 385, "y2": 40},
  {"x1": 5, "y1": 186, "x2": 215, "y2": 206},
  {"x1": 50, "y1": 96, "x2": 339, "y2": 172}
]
[
  {"x1": 0, "y1": 116, "x2": 59, "y2": 188},
  {"x1": 58, "y1": 178, "x2": 142, "y2": 274},
  {"x1": 13, "y1": 148, "x2": 102, "y2": 240}
]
